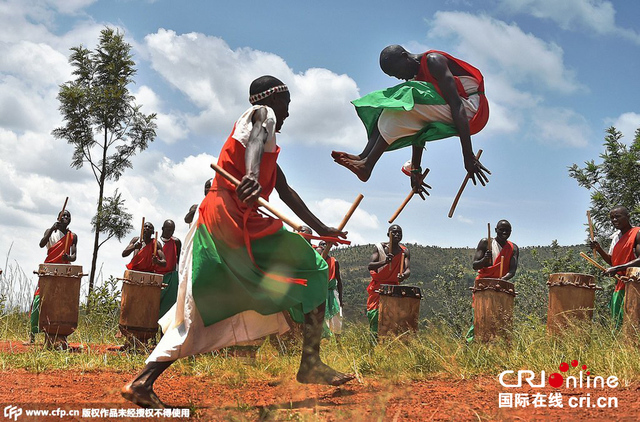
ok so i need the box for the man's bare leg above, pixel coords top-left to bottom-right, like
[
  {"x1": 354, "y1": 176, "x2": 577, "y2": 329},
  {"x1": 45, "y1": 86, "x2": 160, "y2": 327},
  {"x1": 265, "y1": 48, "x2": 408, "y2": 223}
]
[
  {"x1": 332, "y1": 131, "x2": 389, "y2": 182},
  {"x1": 122, "y1": 360, "x2": 174, "y2": 408},
  {"x1": 296, "y1": 305, "x2": 355, "y2": 386}
]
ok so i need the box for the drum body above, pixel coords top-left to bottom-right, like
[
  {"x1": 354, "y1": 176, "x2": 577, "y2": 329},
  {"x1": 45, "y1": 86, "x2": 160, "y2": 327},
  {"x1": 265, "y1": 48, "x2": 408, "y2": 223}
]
[
  {"x1": 547, "y1": 273, "x2": 597, "y2": 334},
  {"x1": 119, "y1": 270, "x2": 163, "y2": 342},
  {"x1": 37, "y1": 263, "x2": 83, "y2": 338},
  {"x1": 473, "y1": 278, "x2": 515, "y2": 342},
  {"x1": 378, "y1": 284, "x2": 422, "y2": 337},
  {"x1": 623, "y1": 267, "x2": 640, "y2": 337}
]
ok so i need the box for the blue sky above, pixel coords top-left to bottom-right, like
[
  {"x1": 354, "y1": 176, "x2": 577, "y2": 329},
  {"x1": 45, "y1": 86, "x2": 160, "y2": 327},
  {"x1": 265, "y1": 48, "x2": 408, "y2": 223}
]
[{"x1": 1, "y1": 0, "x2": 639, "y2": 292}]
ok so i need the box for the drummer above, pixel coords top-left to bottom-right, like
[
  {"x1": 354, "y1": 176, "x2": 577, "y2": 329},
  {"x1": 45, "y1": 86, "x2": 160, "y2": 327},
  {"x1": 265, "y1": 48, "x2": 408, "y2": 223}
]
[
  {"x1": 29, "y1": 210, "x2": 78, "y2": 343},
  {"x1": 184, "y1": 179, "x2": 213, "y2": 225},
  {"x1": 589, "y1": 206, "x2": 640, "y2": 327},
  {"x1": 156, "y1": 220, "x2": 181, "y2": 319},
  {"x1": 366, "y1": 225, "x2": 410, "y2": 335},
  {"x1": 122, "y1": 222, "x2": 167, "y2": 272},
  {"x1": 316, "y1": 240, "x2": 344, "y2": 339},
  {"x1": 467, "y1": 219, "x2": 519, "y2": 342}
]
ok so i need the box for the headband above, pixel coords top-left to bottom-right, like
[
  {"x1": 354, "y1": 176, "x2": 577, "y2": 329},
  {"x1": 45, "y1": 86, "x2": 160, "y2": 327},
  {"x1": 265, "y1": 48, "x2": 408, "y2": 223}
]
[{"x1": 249, "y1": 84, "x2": 288, "y2": 104}]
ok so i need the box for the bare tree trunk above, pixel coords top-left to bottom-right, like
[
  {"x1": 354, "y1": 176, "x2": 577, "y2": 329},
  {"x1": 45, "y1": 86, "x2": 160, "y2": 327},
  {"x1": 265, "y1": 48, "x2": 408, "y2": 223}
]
[{"x1": 87, "y1": 129, "x2": 109, "y2": 309}]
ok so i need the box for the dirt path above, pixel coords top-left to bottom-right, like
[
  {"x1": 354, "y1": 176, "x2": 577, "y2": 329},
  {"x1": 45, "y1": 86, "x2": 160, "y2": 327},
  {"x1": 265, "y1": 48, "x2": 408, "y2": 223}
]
[{"x1": 2, "y1": 367, "x2": 640, "y2": 421}]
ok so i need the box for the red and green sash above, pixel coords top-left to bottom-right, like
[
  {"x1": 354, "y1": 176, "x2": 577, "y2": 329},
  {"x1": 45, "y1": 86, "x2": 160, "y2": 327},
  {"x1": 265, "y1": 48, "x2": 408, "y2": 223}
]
[
  {"x1": 366, "y1": 245, "x2": 406, "y2": 311},
  {"x1": 477, "y1": 241, "x2": 513, "y2": 279},
  {"x1": 610, "y1": 227, "x2": 640, "y2": 327},
  {"x1": 44, "y1": 231, "x2": 73, "y2": 264},
  {"x1": 126, "y1": 240, "x2": 157, "y2": 273}
]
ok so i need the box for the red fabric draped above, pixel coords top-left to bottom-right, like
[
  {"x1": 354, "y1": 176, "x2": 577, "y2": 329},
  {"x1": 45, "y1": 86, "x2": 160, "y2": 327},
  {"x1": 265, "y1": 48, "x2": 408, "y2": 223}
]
[
  {"x1": 611, "y1": 227, "x2": 640, "y2": 291},
  {"x1": 477, "y1": 241, "x2": 514, "y2": 280},
  {"x1": 326, "y1": 256, "x2": 336, "y2": 282},
  {"x1": 416, "y1": 50, "x2": 489, "y2": 135},
  {"x1": 44, "y1": 231, "x2": 73, "y2": 264},
  {"x1": 156, "y1": 238, "x2": 177, "y2": 274},
  {"x1": 366, "y1": 246, "x2": 406, "y2": 311},
  {"x1": 126, "y1": 240, "x2": 157, "y2": 272}
]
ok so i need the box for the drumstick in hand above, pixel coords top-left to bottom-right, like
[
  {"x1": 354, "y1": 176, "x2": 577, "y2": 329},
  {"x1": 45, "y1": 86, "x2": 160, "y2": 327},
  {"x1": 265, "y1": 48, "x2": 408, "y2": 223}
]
[
  {"x1": 448, "y1": 150, "x2": 483, "y2": 218},
  {"x1": 587, "y1": 210, "x2": 596, "y2": 259},
  {"x1": 139, "y1": 217, "x2": 145, "y2": 244},
  {"x1": 388, "y1": 168, "x2": 430, "y2": 224},
  {"x1": 321, "y1": 194, "x2": 364, "y2": 258},
  {"x1": 579, "y1": 252, "x2": 621, "y2": 281},
  {"x1": 211, "y1": 162, "x2": 302, "y2": 231}
]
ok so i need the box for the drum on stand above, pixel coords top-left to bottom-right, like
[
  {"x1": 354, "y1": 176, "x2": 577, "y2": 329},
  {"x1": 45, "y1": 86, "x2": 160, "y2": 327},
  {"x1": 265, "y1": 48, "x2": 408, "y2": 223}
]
[
  {"x1": 472, "y1": 278, "x2": 516, "y2": 342},
  {"x1": 36, "y1": 263, "x2": 83, "y2": 349},
  {"x1": 623, "y1": 267, "x2": 640, "y2": 338},
  {"x1": 119, "y1": 270, "x2": 163, "y2": 347},
  {"x1": 547, "y1": 273, "x2": 600, "y2": 334},
  {"x1": 377, "y1": 284, "x2": 422, "y2": 337}
]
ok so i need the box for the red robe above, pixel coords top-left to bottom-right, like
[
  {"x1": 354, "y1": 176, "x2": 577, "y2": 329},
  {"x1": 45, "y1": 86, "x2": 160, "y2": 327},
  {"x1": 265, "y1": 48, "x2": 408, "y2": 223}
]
[
  {"x1": 126, "y1": 240, "x2": 157, "y2": 273},
  {"x1": 44, "y1": 231, "x2": 74, "y2": 264},
  {"x1": 156, "y1": 237, "x2": 178, "y2": 275},
  {"x1": 611, "y1": 227, "x2": 640, "y2": 291},
  {"x1": 416, "y1": 50, "x2": 489, "y2": 135},
  {"x1": 477, "y1": 241, "x2": 514, "y2": 280},
  {"x1": 366, "y1": 245, "x2": 407, "y2": 311},
  {"x1": 326, "y1": 256, "x2": 337, "y2": 282}
]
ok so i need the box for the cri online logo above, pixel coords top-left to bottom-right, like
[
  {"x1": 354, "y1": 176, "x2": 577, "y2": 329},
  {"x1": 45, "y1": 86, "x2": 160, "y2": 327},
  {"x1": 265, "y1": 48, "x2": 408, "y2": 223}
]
[{"x1": 499, "y1": 359, "x2": 619, "y2": 389}]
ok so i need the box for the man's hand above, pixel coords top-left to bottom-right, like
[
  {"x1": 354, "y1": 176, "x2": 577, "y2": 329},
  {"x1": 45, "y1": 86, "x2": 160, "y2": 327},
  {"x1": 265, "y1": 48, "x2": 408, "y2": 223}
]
[
  {"x1": 589, "y1": 240, "x2": 602, "y2": 252},
  {"x1": 385, "y1": 253, "x2": 394, "y2": 264},
  {"x1": 318, "y1": 226, "x2": 347, "y2": 239},
  {"x1": 482, "y1": 250, "x2": 492, "y2": 267},
  {"x1": 464, "y1": 154, "x2": 490, "y2": 186},
  {"x1": 237, "y1": 175, "x2": 262, "y2": 204},
  {"x1": 605, "y1": 265, "x2": 624, "y2": 276},
  {"x1": 410, "y1": 172, "x2": 431, "y2": 200}
]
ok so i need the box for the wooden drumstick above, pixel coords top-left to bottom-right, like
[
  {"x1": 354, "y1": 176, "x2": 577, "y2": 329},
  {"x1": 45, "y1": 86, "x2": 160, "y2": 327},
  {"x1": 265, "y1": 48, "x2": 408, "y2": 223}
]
[
  {"x1": 139, "y1": 217, "x2": 145, "y2": 244},
  {"x1": 59, "y1": 197, "x2": 69, "y2": 220},
  {"x1": 487, "y1": 223, "x2": 492, "y2": 253},
  {"x1": 587, "y1": 210, "x2": 596, "y2": 259},
  {"x1": 448, "y1": 150, "x2": 483, "y2": 218},
  {"x1": 154, "y1": 231, "x2": 158, "y2": 257},
  {"x1": 210, "y1": 162, "x2": 302, "y2": 231},
  {"x1": 500, "y1": 256, "x2": 504, "y2": 278},
  {"x1": 399, "y1": 249, "x2": 405, "y2": 277},
  {"x1": 388, "y1": 168, "x2": 430, "y2": 224},
  {"x1": 579, "y1": 252, "x2": 621, "y2": 281},
  {"x1": 321, "y1": 194, "x2": 364, "y2": 258}
]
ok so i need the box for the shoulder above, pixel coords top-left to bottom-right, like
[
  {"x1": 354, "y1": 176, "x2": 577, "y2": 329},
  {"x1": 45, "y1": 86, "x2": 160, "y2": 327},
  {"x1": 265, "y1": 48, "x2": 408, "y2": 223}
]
[{"x1": 476, "y1": 237, "x2": 489, "y2": 249}]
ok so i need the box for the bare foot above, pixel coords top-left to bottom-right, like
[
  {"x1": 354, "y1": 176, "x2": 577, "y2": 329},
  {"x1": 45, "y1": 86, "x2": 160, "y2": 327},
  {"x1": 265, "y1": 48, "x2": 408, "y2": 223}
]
[
  {"x1": 331, "y1": 151, "x2": 361, "y2": 161},
  {"x1": 297, "y1": 361, "x2": 355, "y2": 386},
  {"x1": 333, "y1": 157, "x2": 372, "y2": 182},
  {"x1": 121, "y1": 381, "x2": 167, "y2": 409}
]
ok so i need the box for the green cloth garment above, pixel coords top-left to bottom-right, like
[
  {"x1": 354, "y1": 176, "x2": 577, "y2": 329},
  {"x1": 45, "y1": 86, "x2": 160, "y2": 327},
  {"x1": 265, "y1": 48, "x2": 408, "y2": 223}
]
[
  {"x1": 30, "y1": 294, "x2": 40, "y2": 335},
  {"x1": 611, "y1": 289, "x2": 625, "y2": 329},
  {"x1": 352, "y1": 80, "x2": 459, "y2": 151},
  {"x1": 159, "y1": 271, "x2": 179, "y2": 318},
  {"x1": 191, "y1": 226, "x2": 328, "y2": 327},
  {"x1": 367, "y1": 308, "x2": 379, "y2": 334}
]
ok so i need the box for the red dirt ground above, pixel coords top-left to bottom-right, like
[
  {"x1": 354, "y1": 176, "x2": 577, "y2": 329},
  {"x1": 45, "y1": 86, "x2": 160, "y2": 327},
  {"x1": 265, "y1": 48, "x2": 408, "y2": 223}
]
[{"x1": 2, "y1": 341, "x2": 639, "y2": 421}]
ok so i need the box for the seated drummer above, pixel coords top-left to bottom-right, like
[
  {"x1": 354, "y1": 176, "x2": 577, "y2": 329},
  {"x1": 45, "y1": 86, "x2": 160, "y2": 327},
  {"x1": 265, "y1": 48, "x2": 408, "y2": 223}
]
[
  {"x1": 366, "y1": 224, "x2": 410, "y2": 335},
  {"x1": 30, "y1": 209, "x2": 78, "y2": 343},
  {"x1": 467, "y1": 219, "x2": 518, "y2": 342},
  {"x1": 122, "y1": 221, "x2": 166, "y2": 272},
  {"x1": 472, "y1": 219, "x2": 519, "y2": 280},
  {"x1": 589, "y1": 206, "x2": 640, "y2": 328}
]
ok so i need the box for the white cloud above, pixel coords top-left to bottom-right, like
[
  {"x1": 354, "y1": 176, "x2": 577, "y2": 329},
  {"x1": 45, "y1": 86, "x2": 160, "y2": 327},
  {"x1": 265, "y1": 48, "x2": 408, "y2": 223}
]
[
  {"x1": 498, "y1": 0, "x2": 640, "y2": 43},
  {"x1": 606, "y1": 112, "x2": 640, "y2": 142},
  {"x1": 134, "y1": 85, "x2": 189, "y2": 144},
  {"x1": 532, "y1": 107, "x2": 592, "y2": 147},
  {"x1": 143, "y1": 29, "x2": 363, "y2": 147}
]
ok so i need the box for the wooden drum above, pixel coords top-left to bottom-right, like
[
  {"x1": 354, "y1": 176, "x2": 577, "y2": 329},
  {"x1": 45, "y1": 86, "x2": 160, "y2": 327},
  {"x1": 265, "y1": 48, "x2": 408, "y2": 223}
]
[
  {"x1": 119, "y1": 270, "x2": 163, "y2": 343},
  {"x1": 37, "y1": 263, "x2": 83, "y2": 343},
  {"x1": 378, "y1": 284, "x2": 422, "y2": 337},
  {"x1": 623, "y1": 267, "x2": 640, "y2": 338},
  {"x1": 547, "y1": 273, "x2": 599, "y2": 334},
  {"x1": 472, "y1": 278, "x2": 516, "y2": 342}
]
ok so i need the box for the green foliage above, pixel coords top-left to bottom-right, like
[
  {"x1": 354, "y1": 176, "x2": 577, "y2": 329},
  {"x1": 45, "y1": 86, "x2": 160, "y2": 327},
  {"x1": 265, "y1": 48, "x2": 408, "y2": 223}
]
[
  {"x1": 569, "y1": 126, "x2": 640, "y2": 243},
  {"x1": 52, "y1": 27, "x2": 157, "y2": 296},
  {"x1": 81, "y1": 276, "x2": 121, "y2": 339}
]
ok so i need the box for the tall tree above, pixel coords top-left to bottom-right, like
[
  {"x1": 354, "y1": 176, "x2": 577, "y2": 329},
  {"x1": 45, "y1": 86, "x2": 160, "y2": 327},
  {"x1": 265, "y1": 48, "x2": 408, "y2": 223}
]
[
  {"x1": 569, "y1": 126, "x2": 640, "y2": 245},
  {"x1": 52, "y1": 28, "x2": 157, "y2": 298}
]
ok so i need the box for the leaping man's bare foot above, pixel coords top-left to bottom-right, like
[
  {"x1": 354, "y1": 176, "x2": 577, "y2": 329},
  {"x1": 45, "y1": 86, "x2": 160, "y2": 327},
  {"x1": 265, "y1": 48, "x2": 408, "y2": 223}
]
[
  {"x1": 331, "y1": 151, "x2": 361, "y2": 161},
  {"x1": 333, "y1": 156, "x2": 372, "y2": 182},
  {"x1": 121, "y1": 381, "x2": 167, "y2": 409},
  {"x1": 297, "y1": 361, "x2": 356, "y2": 386}
]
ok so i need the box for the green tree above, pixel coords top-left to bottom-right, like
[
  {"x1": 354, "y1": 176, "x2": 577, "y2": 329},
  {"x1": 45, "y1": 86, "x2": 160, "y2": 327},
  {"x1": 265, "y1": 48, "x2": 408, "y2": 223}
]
[
  {"x1": 569, "y1": 126, "x2": 640, "y2": 245},
  {"x1": 52, "y1": 28, "x2": 157, "y2": 298}
]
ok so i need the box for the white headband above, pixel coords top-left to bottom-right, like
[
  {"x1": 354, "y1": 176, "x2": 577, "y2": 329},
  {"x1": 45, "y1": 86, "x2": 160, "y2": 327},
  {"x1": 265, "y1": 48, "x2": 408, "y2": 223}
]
[{"x1": 249, "y1": 84, "x2": 288, "y2": 104}]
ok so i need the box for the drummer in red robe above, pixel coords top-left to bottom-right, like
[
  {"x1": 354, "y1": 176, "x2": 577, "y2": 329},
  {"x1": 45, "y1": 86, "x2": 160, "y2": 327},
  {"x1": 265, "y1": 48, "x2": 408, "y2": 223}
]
[
  {"x1": 156, "y1": 219, "x2": 181, "y2": 318},
  {"x1": 122, "y1": 221, "x2": 166, "y2": 272},
  {"x1": 467, "y1": 219, "x2": 519, "y2": 342},
  {"x1": 366, "y1": 224, "x2": 411, "y2": 335},
  {"x1": 30, "y1": 210, "x2": 78, "y2": 342}
]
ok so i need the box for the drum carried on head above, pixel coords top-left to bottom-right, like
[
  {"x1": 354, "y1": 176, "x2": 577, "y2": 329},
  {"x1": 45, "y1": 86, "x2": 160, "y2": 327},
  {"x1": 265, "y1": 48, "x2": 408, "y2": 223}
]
[
  {"x1": 623, "y1": 267, "x2": 640, "y2": 338},
  {"x1": 547, "y1": 273, "x2": 600, "y2": 334},
  {"x1": 36, "y1": 263, "x2": 83, "y2": 348},
  {"x1": 472, "y1": 278, "x2": 516, "y2": 342},
  {"x1": 119, "y1": 270, "x2": 163, "y2": 346},
  {"x1": 377, "y1": 284, "x2": 422, "y2": 337}
]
